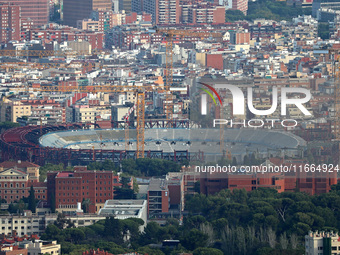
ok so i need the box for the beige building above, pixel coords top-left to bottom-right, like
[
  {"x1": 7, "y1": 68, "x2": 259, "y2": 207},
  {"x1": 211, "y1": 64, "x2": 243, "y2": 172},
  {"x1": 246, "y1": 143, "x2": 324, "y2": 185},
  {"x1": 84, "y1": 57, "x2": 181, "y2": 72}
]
[
  {"x1": 0, "y1": 214, "x2": 107, "y2": 236},
  {"x1": 20, "y1": 241, "x2": 60, "y2": 255},
  {"x1": 0, "y1": 161, "x2": 40, "y2": 183},
  {"x1": 67, "y1": 105, "x2": 111, "y2": 124},
  {"x1": 77, "y1": 19, "x2": 100, "y2": 32},
  {"x1": 0, "y1": 100, "x2": 31, "y2": 123}
]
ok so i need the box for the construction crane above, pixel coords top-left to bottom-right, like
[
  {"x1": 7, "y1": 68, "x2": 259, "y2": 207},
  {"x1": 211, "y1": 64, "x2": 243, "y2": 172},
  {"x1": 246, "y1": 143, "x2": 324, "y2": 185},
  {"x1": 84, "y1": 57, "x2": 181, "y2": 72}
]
[
  {"x1": 34, "y1": 84, "x2": 167, "y2": 158},
  {"x1": 123, "y1": 104, "x2": 136, "y2": 151},
  {"x1": 157, "y1": 28, "x2": 223, "y2": 122}
]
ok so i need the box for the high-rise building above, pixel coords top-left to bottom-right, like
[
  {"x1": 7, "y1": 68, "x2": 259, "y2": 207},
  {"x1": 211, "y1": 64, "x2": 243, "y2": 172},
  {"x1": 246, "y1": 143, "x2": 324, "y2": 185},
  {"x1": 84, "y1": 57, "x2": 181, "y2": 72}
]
[
  {"x1": 63, "y1": 0, "x2": 111, "y2": 27},
  {"x1": 142, "y1": 0, "x2": 180, "y2": 24},
  {"x1": 187, "y1": 5, "x2": 225, "y2": 24},
  {"x1": 119, "y1": 0, "x2": 132, "y2": 12},
  {"x1": 0, "y1": 3, "x2": 20, "y2": 43},
  {"x1": 6, "y1": 0, "x2": 49, "y2": 27},
  {"x1": 231, "y1": 0, "x2": 248, "y2": 15}
]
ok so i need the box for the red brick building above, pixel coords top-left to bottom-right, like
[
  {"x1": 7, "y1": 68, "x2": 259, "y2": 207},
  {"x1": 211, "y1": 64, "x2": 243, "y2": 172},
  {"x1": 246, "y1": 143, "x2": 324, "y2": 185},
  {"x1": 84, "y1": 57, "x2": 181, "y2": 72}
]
[
  {"x1": 188, "y1": 5, "x2": 225, "y2": 24},
  {"x1": 7, "y1": 0, "x2": 48, "y2": 27},
  {"x1": 28, "y1": 27, "x2": 104, "y2": 49},
  {"x1": 231, "y1": 0, "x2": 248, "y2": 15},
  {"x1": 206, "y1": 54, "x2": 223, "y2": 70},
  {"x1": 200, "y1": 159, "x2": 337, "y2": 195},
  {"x1": 229, "y1": 31, "x2": 250, "y2": 44},
  {"x1": 47, "y1": 168, "x2": 122, "y2": 213},
  {"x1": 0, "y1": 3, "x2": 20, "y2": 43}
]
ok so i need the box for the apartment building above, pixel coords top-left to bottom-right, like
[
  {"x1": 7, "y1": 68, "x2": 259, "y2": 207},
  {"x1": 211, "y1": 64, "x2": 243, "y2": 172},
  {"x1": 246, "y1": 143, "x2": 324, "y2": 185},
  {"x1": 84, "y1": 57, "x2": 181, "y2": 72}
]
[
  {"x1": 305, "y1": 231, "x2": 340, "y2": 255},
  {"x1": 0, "y1": 214, "x2": 107, "y2": 237},
  {"x1": 187, "y1": 5, "x2": 225, "y2": 24},
  {"x1": 142, "y1": 0, "x2": 180, "y2": 24},
  {"x1": 63, "y1": 0, "x2": 111, "y2": 27},
  {"x1": 0, "y1": 100, "x2": 31, "y2": 123},
  {"x1": 0, "y1": 161, "x2": 47, "y2": 203},
  {"x1": 8, "y1": 0, "x2": 48, "y2": 27},
  {"x1": 0, "y1": 3, "x2": 20, "y2": 43},
  {"x1": 77, "y1": 19, "x2": 100, "y2": 32},
  {"x1": 231, "y1": 0, "x2": 248, "y2": 15}
]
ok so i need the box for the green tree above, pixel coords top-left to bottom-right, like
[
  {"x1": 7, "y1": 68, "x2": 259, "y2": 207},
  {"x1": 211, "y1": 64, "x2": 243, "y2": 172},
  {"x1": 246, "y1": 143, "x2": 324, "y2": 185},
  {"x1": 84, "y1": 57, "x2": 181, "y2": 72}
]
[
  {"x1": 50, "y1": 193, "x2": 56, "y2": 213},
  {"x1": 225, "y1": 10, "x2": 246, "y2": 22},
  {"x1": 182, "y1": 229, "x2": 208, "y2": 250},
  {"x1": 28, "y1": 186, "x2": 36, "y2": 213},
  {"x1": 318, "y1": 23, "x2": 330, "y2": 40},
  {"x1": 193, "y1": 247, "x2": 223, "y2": 255}
]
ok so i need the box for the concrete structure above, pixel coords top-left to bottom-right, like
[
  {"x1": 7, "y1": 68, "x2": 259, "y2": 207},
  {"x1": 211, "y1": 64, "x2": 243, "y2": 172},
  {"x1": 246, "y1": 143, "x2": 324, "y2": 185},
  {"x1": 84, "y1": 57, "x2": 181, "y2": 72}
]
[
  {"x1": 0, "y1": 3, "x2": 20, "y2": 43},
  {"x1": 99, "y1": 200, "x2": 147, "y2": 228},
  {"x1": 63, "y1": 0, "x2": 112, "y2": 27},
  {"x1": 7, "y1": 0, "x2": 48, "y2": 27},
  {"x1": 305, "y1": 231, "x2": 340, "y2": 255}
]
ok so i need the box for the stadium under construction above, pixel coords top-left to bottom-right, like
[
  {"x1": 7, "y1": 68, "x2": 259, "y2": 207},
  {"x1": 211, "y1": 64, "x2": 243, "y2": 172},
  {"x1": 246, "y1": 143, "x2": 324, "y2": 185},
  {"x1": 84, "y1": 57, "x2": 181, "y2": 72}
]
[{"x1": 0, "y1": 124, "x2": 307, "y2": 165}]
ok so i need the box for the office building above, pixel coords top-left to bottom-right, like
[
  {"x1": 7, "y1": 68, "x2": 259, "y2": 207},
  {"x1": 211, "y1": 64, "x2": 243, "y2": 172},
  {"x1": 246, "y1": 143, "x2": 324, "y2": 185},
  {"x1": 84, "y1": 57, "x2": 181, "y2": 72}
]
[
  {"x1": 0, "y1": 3, "x2": 20, "y2": 43},
  {"x1": 63, "y1": 0, "x2": 111, "y2": 27},
  {"x1": 119, "y1": 0, "x2": 132, "y2": 12},
  {"x1": 7, "y1": 0, "x2": 48, "y2": 27}
]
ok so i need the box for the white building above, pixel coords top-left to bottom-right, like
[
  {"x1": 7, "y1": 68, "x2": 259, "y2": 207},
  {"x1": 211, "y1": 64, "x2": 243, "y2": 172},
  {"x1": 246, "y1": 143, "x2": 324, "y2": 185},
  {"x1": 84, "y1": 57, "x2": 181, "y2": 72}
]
[
  {"x1": 19, "y1": 240, "x2": 60, "y2": 255},
  {"x1": 98, "y1": 200, "x2": 147, "y2": 229},
  {"x1": 305, "y1": 231, "x2": 340, "y2": 255}
]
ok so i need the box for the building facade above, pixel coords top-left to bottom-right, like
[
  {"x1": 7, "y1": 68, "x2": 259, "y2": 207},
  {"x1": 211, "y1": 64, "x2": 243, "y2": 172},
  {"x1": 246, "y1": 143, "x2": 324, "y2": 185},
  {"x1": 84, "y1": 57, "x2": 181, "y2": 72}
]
[
  {"x1": 63, "y1": 0, "x2": 112, "y2": 27},
  {"x1": 0, "y1": 3, "x2": 20, "y2": 43},
  {"x1": 7, "y1": 0, "x2": 48, "y2": 27},
  {"x1": 0, "y1": 161, "x2": 46, "y2": 203},
  {"x1": 147, "y1": 179, "x2": 169, "y2": 218},
  {"x1": 142, "y1": 0, "x2": 180, "y2": 24},
  {"x1": 305, "y1": 231, "x2": 340, "y2": 255},
  {"x1": 47, "y1": 169, "x2": 121, "y2": 213}
]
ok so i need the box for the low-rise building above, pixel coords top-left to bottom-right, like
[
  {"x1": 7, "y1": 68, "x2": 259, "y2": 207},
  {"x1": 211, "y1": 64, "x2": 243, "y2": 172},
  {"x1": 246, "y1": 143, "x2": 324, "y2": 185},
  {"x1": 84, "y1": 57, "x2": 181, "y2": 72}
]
[
  {"x1": 99, "y1": 200, "x2": 147, "y2": 228},
  {"x1": 305, "y1": 231, "x2": 340, "y2": 255},
  {"x1": 19, "y1": 240, "x2": 60, "y2": 255}
]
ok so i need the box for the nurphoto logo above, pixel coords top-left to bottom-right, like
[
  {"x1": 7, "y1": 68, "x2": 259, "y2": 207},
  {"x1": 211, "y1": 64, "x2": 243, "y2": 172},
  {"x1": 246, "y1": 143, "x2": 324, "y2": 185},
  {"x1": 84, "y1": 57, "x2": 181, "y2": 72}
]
[{"x1": 200, "y1": 82, "x2": 312, "y2": 128}]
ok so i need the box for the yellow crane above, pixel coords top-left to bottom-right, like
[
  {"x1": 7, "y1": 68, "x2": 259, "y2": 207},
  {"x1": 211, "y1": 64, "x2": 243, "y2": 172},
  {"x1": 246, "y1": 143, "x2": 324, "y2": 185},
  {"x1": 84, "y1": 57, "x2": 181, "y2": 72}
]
[
  {"x1": 157, "y1": 29, "x2": 223, "y2": 121},
  {"x1": 33, "y1": 84, "x2": 167, "y2": 158}
]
